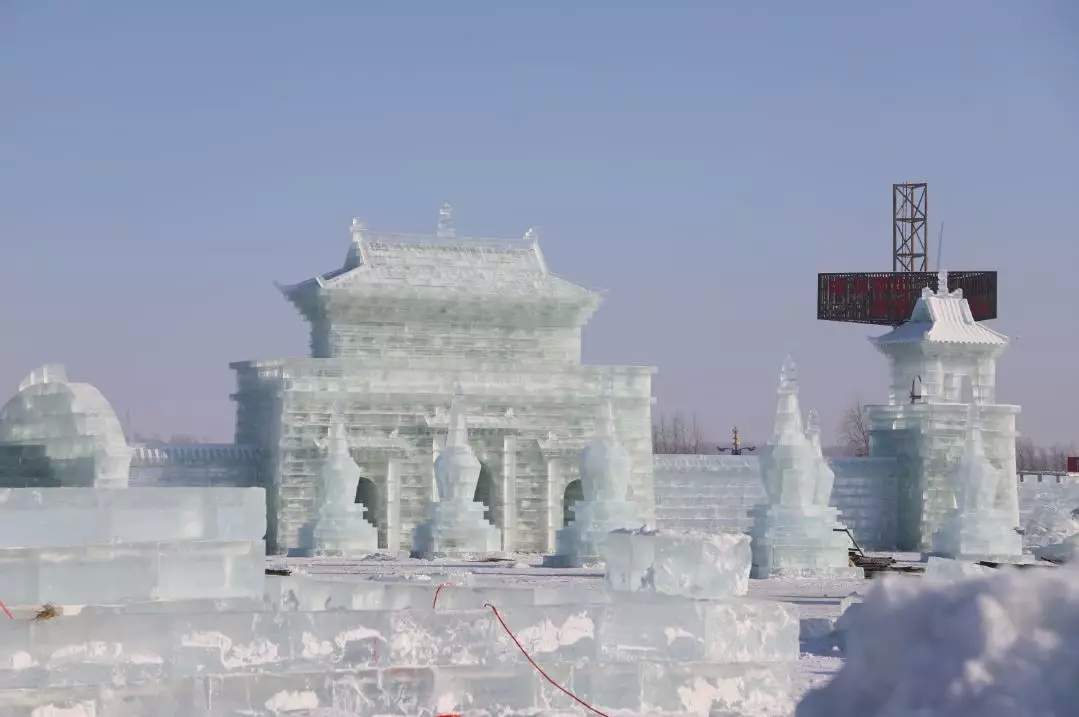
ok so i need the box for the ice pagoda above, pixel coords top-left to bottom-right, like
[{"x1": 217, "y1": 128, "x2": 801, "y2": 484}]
[
  {"x1": 230, "y1": 206, "x2": 656, "y2": 555},
  {"x1": 297, "y1": 412, "x2": 379, "y2": 556},
  {"x1": 548, "y1": 400, "x2": 647, "y2": 567},
  {"x1": 750, "y1": 357, "x2": 861, "y2": 578},
  {"x1": 411, "y1": 387, "x2": 501, "y2": 558},
  {"x1": 932, "y1": 404, "x2": 1024, "y2": 561},
  {"x1": 867, "y1": 271, "x2": 1020, "y2": 551}
]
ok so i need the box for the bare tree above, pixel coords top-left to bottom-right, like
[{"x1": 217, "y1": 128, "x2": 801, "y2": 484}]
[
  {"x1": 838, "y1": 396, "x2": 870, "y2": 457},
  {"x1": 652, "y1": 412, "x2": 706, "y2": 454},
  {"x1": 1015, "y1": 437, "x2": 1076, "y2": 472}
]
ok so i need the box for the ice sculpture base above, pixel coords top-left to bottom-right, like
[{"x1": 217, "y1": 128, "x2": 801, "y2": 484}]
[
  {"x1": 931, "y1": 508, "x2": 1024, "y2": 562},
  {"x1": 750, "y1": 504, "x2": 863, "y2": 579},
  {"x1": 410, "y1": 499, "x2": 500, "y2": 559},
  {"x1": 297, "y1": 506, "x2": 378, "y2": 557},
  {"x1": 601, "y1": 528, "x2": 752, "y2": 598},
  {"x1": 546, "y1": 500, "x2": 645, "y2": 567}
]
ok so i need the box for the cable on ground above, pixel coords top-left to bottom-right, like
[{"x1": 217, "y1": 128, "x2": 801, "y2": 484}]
[
  {"x1": 432, "y1": 582, "x2": 456, "y2": 609},
  {"x1": 483, "y1": 601, "x2": 611, "y2": 717}
]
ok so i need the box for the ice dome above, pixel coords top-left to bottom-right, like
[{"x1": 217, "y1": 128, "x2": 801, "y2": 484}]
[{"x1": 0, "y1": 364, "x2": 132, "y2": 488}]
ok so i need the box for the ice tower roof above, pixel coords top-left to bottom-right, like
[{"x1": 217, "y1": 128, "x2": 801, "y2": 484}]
[
  {"x1": 872, "y1": 271, "x2": 1008, "y2": 347},
  {"x1": 277, "y1": 208, "x2": 601, "y2": 310}
]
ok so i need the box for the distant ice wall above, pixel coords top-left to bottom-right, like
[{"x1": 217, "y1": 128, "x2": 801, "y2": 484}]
[
  {"x1": 128, "y1": 444, "x2": 260, "y2": 487},
  {"x1": 654, "y1": 457, "x2": 1078, "y2": 551},
  {"x1": 654, "y1": 455, "x2": 899, "y2": 550}
]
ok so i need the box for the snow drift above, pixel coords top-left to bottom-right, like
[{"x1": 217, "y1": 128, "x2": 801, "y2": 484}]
[{"x1": 797, "y1": 564, "x2": 1079, "y2": 717}]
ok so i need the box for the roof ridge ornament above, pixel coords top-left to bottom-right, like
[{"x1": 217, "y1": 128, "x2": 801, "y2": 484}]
[
  {"x1": 437, "y1": 203, "x2": 455, "y2": 238},
  {"x1": 937, "y1": 269, "x2": 950, "y2": 297}
]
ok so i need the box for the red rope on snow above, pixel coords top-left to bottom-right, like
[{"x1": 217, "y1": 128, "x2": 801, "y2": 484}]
[
  {"x1": 432, "y1": 582, "x2": 456, "y2": 610},
  {"x1": 483, "y1": 602, "x2": 611, "y2": 717},
  {"x1": 0, "y1": 601, "x2": 10, "y2": 620}
]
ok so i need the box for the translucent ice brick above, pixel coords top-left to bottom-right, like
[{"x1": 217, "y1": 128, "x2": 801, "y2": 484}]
[{"x1": 603, "y1": 529, "x2": 752, "y2": 598}]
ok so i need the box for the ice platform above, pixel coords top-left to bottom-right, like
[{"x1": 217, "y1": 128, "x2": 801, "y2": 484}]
[
  {"x1": 0, "y1": 574, "x2": 800, "y2": 716},
  {"x1": 0, "y1": 487, "x2": 266, "y2": 548},
  {"x1": 0, "y1": 539, "x2": 266, "y2": 606}
]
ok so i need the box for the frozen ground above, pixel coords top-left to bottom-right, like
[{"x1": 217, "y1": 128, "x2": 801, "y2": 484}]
[{"x1": 268, "y1": 552, "x2": 871, "y2": 703}]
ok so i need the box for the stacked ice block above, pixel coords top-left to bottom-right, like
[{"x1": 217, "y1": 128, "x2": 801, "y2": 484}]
[
  {"x1": 0, "y1": 518, "x2": 799, "y2": 716},
  {"x1": 0, "y1": 487, "x2": 266, "y2": 606}
]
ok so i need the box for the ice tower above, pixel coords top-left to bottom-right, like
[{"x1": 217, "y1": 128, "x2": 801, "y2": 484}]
[
  {"x1": 750, "y1": 357, "x2": 862, "y2": 578},
  {"x1": 549, "y1": 400, "x2": 647, "y2": 566},
  {"x1": 411, "y1": 388, "x2": 501, "y2": 558},
  {"x1": 297, "y1": 412, "x2": 379, "y2": 556},
  {"x1": 868, "y1": 272, "x2": 1019, "y2": 551}
]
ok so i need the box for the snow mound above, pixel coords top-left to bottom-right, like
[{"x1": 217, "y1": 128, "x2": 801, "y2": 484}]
[{"x1": 797, "y1": 564, "x2": 1079, "y2": 717}]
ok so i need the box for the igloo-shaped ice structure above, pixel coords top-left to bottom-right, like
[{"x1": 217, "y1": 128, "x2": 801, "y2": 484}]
[
  {"x1": 411, "y1": 387, "x2": 500, "y2": 558},
  {"x1": 548, "y1": 401, "x2": 647, "y2": 566},
  {"x1": 0, "y1": 364, "x2": 132, "y2": 488},
  {"x1": 931, "y1": 404, "x2": 1024, "y2": 561},
  {"x1": 297, "y1": 412, "x2": 378, "y2": 556},
  {"x1": 750, "y1": 357, "x2": 862, "y2": 579}
]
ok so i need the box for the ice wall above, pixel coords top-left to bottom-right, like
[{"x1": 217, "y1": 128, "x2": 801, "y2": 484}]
[
  {"x1": 128, "y1": 443, "x2": 259, "y2": 487},
  {"x1": 653, "y1": 455, "x2": 899, "y2": 550}
]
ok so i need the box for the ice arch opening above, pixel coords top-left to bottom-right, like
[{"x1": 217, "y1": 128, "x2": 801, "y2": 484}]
[
  {"x1": 473, "y1": 462, "x2": 494, "y2": 524},
  {"x1": 563, "y1": 479, "x2": 584, "y2": 526},
  {"x1": 354, "y1": 476, "x2": 379, "y2": 528}
]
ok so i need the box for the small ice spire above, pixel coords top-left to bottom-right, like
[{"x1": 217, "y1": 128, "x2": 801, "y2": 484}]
[
  {"x1": 350, "y1": 217, "x2": 366, "y2": 236},
  {"x1": 779, "y1": 355, "x2": 798, "y2": 392},
  {"x1": 937, "y1": 269, "x2": 950, "y2": 297},
  {"x1": 438, "y1": 203, "x2": 455, "y2": 238},
  {"x1": 524, "y1": 227, "x2": 539, "y2": 243},
  {"x1": 806, "y1": 408, "x2": 821, "y2": 441},
  {"x1": 446, "y1": 384, "x2": 468, "y2": 446}
]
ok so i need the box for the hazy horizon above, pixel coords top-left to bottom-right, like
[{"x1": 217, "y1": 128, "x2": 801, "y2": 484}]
[{"x1": 4, "y1": 2, "x2": 1077, "y2": 449}]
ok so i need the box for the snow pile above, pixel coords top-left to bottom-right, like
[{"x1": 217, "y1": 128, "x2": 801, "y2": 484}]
[{"x1": 797, "y1": 564, "x2": 1079, "y2": 717}]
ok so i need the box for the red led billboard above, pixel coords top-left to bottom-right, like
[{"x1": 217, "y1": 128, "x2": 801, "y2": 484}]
[{"x1": 817, "y1": 271, "x2": 998, "y2": 326}]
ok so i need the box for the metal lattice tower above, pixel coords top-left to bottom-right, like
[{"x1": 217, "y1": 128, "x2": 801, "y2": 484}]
[{"x1": 892, "y1": 183, "x2": 929, "y2": 272}]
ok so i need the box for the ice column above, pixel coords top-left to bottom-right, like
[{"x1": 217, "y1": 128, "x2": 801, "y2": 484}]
[
  {"x1": 750, "y1": 356, "x2": 863, "y2": 578},
  {"x1": 548, "y1": 401, "x2": 646, "y2": 567},
  {"x1": 931, "y1": 404, "x2": 1023, "y2": 561},
  {"x1": 298, "y1": 414, "x2": 378, "y2": 556},
  {"x1": 411, "y1": 388, "x2": 500, "y2": 558}
]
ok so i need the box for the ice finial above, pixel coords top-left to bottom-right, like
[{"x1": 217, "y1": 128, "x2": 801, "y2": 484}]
[
  {"x1": 446, "y1": 384, "x2": 468, "y2": 447},
  {"x1": 438, "y1": 203, "x2": 455, "y2": 238},
  {"x1": 937, "y1": 269, "x2": 950, "y2": 297},
  {"x1": 524, "y1": 227, "x2": 539, "y2": 243},
  {"x1": 350, "y1": 217, "x2": 366, "y2": 236},
  {"x1": 778, "y1": 355, "x2": 798, "y2": 393},
  {"x1": 595, "y1": 400, "x2": 616, "y2": 440}
]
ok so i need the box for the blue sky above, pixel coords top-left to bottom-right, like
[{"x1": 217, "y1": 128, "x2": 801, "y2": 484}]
[{"x1": 3, "y1": 2, "x2": 1077, "y2": 447}]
